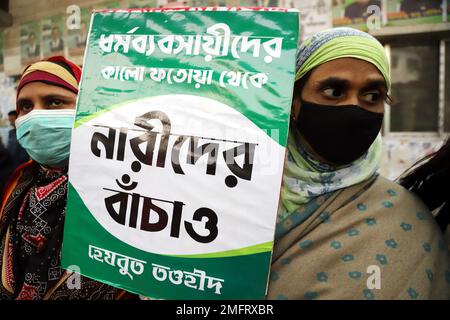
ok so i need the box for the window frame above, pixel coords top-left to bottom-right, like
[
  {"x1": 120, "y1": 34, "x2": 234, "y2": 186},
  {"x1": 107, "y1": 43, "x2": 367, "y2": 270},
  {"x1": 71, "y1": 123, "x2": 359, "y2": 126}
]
[{"x1": 374, "y1": 28, "x2": 450, "y2": 139}]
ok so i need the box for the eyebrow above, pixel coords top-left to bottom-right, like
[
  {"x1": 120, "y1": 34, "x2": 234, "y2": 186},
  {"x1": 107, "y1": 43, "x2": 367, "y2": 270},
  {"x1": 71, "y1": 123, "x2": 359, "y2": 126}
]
[
  {"x1": 313, "y1": 77, "x2": 351, "y2": 88},
  {"x1": 361, "y1": 79, "x2": 387, "y2": 91},
  {"x1": 16, "y1": 97, "x2": 31, "y2": 106},
  {"x1": 314, "y1": 77, "x2": 387, "y2": 91},
  {"x1": 17, "y1": 94, "x2": 73, "y2": 102}
]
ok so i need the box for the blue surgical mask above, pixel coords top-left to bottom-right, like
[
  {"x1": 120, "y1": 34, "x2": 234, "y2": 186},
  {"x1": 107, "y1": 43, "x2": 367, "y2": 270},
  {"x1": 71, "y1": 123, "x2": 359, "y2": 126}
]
[{"x1": 16, "y1": 109, "x2": 76, "y2": 167}]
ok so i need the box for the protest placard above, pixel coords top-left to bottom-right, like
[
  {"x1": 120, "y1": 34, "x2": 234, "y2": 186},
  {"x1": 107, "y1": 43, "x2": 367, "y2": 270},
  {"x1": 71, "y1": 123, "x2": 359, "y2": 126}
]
[{"x1": 62, "y1": 7, "x2": 299, "y2": 300}]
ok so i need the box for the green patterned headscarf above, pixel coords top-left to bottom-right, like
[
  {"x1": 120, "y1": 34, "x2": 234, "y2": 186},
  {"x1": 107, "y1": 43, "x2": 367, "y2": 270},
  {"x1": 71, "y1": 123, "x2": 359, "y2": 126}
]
[
  {"x1": 280, "y1": 27, "x2": 389, "y2": 218},
  {"x1": 295, "y1": 27, "x2": 391, "y2": 90}
]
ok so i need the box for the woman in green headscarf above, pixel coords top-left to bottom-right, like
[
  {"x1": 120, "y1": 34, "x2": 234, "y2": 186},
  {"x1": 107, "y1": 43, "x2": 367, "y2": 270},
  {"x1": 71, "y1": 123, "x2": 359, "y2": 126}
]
[{"x1": 266, "y1": 27, "x2": 449, "y2": 300}]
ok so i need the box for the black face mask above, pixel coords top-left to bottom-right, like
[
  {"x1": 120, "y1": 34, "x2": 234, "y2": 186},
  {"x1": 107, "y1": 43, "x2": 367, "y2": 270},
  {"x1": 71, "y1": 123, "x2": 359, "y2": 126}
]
[{"x1": 296, "y1": 100, "x2": 384, "y2": 165}]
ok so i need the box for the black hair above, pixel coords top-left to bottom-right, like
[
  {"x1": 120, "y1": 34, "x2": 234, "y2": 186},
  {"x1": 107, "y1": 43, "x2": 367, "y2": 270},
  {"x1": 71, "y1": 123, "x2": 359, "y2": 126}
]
[
  {"x1": 7, "y1": 110, "x2": 17, "y2": 117},
  {"x1": 398, "y1": 138, "x2": 450, "y2": 232}
]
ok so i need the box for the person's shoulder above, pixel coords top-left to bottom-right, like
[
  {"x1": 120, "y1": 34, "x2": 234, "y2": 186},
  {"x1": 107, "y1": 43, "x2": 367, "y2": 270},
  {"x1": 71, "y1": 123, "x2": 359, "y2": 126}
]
[
  {"x1": 354, "y1": 176, "x2": 450, "y2": 300},
  {"x1": 2, "y1": 161, "x2": 34, "y2": 193},
  {"x1": 365, "y1": 175, "x2": 441, "y2": 234},
  {"x1": 372, "y1": 175, "x2": 429, "y2": 210},
  {"x1": 1, "y1": 161, "x2": 34, "y2": 214}
]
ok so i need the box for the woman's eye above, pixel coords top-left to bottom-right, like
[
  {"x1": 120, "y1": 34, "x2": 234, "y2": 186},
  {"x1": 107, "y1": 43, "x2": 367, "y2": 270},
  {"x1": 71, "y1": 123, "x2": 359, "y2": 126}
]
[
  {"x1": 323, "y1": 88, "x2": 342, "y2": 98},
  {"x1": 48, "y1": 99, "x2": 64, "y2": 107},
  {"x1": 18, "y1": 103, "x2": 33, "y2": 113},
  {"x1": 362, "y1": 92, "x2": 381, "y2": 103}
]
